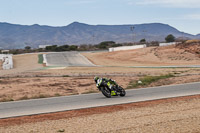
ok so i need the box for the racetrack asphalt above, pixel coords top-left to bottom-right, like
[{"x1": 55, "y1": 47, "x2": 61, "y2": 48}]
[
  {"x1": 45, "y1": 52, "x2": 95, "y2": 67},
  {"x1": 43, "y1": 51, "x2": 200, "y2": 68},
  {"x1": 0, "y1": 82, "x2": 200, "y2": 119}
]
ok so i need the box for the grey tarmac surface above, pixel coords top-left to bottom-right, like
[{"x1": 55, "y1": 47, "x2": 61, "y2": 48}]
[
  {"x1": 45, "y1": 52, "x2": 95, "y2": 67},
  {"x1": 0, "y1": 82, "x2": 200, "y2": 119},
  {"x1": 43, "y1": 51, "x2": 200, "y2": 68}
]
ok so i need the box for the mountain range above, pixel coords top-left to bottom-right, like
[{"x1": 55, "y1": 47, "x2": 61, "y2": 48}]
[{"x1": 0, "y1": 22, "x2": 199, "y2": 49}]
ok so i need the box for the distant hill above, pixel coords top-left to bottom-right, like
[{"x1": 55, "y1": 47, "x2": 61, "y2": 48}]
[
  {"x1": 196, "y1": 34, "x2": 200, "y2": 38},
  {"x1": 0, "y1": 22, "x2": 198, "y2": 49}
]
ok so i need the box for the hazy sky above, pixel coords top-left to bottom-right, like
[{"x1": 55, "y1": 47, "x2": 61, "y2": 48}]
[{"x1": 0, "y1": 0, "x2": 200, "y2": 35}]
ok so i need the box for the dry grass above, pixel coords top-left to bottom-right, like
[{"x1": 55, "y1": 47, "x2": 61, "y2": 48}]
[
  {"x1": 185, "y1": 39, "x2": 200, "y2": 43},
  {"x1": 0, "y1": 76, "x2": 134, "y2": 101},
  {"x1": 126, "y1": 74, "x2": 175, "y2": 89},
  {"x1": 40, "y1": 67, "x2": 195, "y2": 77}
]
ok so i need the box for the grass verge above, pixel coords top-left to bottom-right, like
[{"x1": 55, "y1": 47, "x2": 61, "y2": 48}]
[
  {"x1": 126, "y1": 74, "x2": 175, "y2": 89},
  {"x1": 38, "y1": 54, "x2": 43, "y2": 64}
]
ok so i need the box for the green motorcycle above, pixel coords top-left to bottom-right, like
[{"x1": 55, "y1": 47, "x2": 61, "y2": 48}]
[{"x1": 98, "y1": 80, "x2": 126, "y2": 98}]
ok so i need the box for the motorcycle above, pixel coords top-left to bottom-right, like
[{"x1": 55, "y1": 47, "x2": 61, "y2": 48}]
[{"x1": 98, "y1": 80, "x2": 126, "y2": 98}]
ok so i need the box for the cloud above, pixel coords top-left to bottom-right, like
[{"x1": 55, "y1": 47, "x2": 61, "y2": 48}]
[{"x1": 134, "y1": 0, "x2": 200, "y2": 8}]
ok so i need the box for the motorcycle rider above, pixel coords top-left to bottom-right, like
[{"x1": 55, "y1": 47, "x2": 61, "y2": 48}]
[{"x1": 94, "y1": 76, "x2": 118, "y2": 96}]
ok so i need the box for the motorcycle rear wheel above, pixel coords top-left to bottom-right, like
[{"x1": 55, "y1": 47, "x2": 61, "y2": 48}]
[
  {"x1": 118, "y1": 86, "x2": 126, "y2": 97},
  {"x1": 101, "y1": 87, "x2": 111, "y2": 98}
]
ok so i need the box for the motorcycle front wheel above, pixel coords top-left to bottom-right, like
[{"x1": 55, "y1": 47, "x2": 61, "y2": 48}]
[{"x1": 118, "y1": 86, "x2": 126, "y2": 97}]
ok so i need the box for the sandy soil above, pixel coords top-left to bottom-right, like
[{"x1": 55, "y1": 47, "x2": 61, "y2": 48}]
[
  {"x1": 0, "y1": 54, "x2": 42, "y2": 77},
  {"x1": 1, "y1": 43, "x2": 199, "y2": 78},
  {"x1": 82, "y1": 45, "x2": 200, "y2": 66},
  {"x1": 1, "y1": 95, "x2": 200, "y2": 133},
  {"x1": 38, "y1": 67, "x2": 190, "y2": 76},
  {"x1": 0, "y1": 43, "x2": 200, "y2": 102},
  {"x1": 1, "y1": 44, "x2": 200, "y2": 132},
  {"x1": 0, "y1": 60, "x2": 2, "y2": 70},
  {"x1": 0, "y1": 50, "x2": 200, "y2": 102},
  {"x1": 0, "y1": 76, "x2": 136, "y2": 101},
  {"x1": 1, "y1": 68, "x2": 200, "y2": 102}
]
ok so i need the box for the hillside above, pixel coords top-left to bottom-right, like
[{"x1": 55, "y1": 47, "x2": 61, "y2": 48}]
[
  {"x1": 83, "y1": 42, "x2": 200, "y2": 66},
  {"x1": 196, "y1": 34, "x2": 200, "y2": 38},
  {"x1": 176, "y1": 40, "x2": 200, "y2": 57},
  {"x1": 0, "y1": 22, "x2": 198, "y2": 49}
]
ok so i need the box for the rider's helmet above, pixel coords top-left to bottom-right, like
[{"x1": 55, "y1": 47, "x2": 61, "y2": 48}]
[{"x1": 94, "y1": 76, "x2": 99, "y2": 83}]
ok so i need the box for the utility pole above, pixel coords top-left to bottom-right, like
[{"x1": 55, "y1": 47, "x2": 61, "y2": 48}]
[
  {"x1": 130, "y1": 26, "x2": 135, "y2": 44},
  {"x1": 182, "y1": 32, "x2": 184, "y2": 42},
  {"x1": 143, "y1": 30, "x2": 147, "y2": 43},
  {"x1": 92, "y1": 34, "x2": 95, "y2": 45}
]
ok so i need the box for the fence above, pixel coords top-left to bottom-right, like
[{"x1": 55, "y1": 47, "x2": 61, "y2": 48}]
[
  {"x1": 109, "y1": 44, "x2": 147, "y2": 52},
  {"x1": 159, "y1": 42, "x2": 180, "y2": 47}
]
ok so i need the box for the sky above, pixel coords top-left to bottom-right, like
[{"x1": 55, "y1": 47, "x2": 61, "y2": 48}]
[{"x1": 0, "y1": 0, "x2": 200, "y2": 35}]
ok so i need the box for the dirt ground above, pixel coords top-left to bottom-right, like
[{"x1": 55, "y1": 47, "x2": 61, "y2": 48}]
[
  {"x1": 1, "y1": 43, "x2": 200, "y2": 132},
  {"x1": 0, "y1": 76, "x2": 135, "y2": 101},
  {"x1": 0, "y1": 53, "x2": 42, "y2": 77},
  {"x1": 0, "y1": 44, "x2": 200, "y2": 102},
  {"x1": 0, "y1": 95, "x2": 200, "y2": 133},
  {"x1": 83, "y1": 45, "x2": 200, "y2": 66},
  {"x1": 35, "y1": 66, "x2": 192, "y2": 76},
  {"x1": 1, "y1": 68, "x2": 200, "y2": 102},
  {"x1": 0, "y1": 60, "x2": 2, "y2": 70}
]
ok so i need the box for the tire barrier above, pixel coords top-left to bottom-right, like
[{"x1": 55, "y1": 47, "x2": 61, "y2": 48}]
[
  {"x1": 0, "y1": 54, "x2": 13, "y2": 70},
  {"x1": 109, "y1": 44, "x2": 147, "y2": 52}
]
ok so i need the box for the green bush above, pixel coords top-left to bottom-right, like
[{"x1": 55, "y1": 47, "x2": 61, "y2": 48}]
[
  {"x1": 127, "y1": 74, "x2": 174, "y2": 89},
  {"x1": 38, "y1": 54, "x2": 43, "y2": 64},
  {"x1": 165, "y1": 34, "x2": 175, "y2": 42}
]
